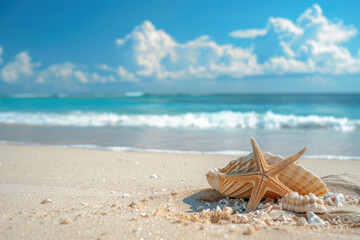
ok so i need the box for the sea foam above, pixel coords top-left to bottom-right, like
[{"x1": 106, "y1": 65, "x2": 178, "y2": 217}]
[{"x1": 0, "y1": 111, "x2": 359, "y2": 131}]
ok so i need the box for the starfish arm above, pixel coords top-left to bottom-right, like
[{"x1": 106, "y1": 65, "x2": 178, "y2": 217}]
[
  {"x1": 219, "y1": 172, "x2": 260, "y2": 182},
  {"x1": 266, "y1": 175, "x2": 293, "y2": 197},
  {"x1": 245, "y1": 177, "x2": 267, "y2": 213},
  {"x1": 245, "y1": 177, "x2": 293, "y2": 212},
  {"x1": 268, "y1": 147, "x2": 307, "y2": 176},
  {"x1": 250, "y1": 138, "x2": 270, "y2": 173}
]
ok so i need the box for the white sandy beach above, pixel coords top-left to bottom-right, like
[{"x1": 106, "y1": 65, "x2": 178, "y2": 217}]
[{"x1": 0, "y1": 144, "x2": 359, "y2": 239}]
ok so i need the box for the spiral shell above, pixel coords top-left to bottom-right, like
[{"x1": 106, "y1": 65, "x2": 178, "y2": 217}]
[{"x1": 279, "y1": 192, "x2": 327, "y2": 213}]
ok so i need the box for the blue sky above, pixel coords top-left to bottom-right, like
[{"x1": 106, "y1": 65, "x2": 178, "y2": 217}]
[{"x1": 0, "y1": 0, "x2": 360, "y2": 93}]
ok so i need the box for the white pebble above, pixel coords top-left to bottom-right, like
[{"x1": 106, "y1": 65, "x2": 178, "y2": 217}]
[
  {"x1": 150, "y1": 174, "x2": 158, "y2": 179},
  {"x1": 123, "y1": 193, "x2": 131, "y2": 198},
  {"x1": 140, "y1": 212, "x2": 149, "y2": 217},
  {"x1": 110, "y1": 190, "x2": 116, "y2": 194},
  {"x1": 307, "y1": 211, "x2": 325, "y2": 226},
  {"x1": 334, "y1": 196, "x2": 343, "y2": 207}
]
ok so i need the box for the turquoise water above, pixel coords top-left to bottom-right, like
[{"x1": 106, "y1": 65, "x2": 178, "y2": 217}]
[
  {"x1": 1, "y1": 93, "x2": 360, "y2": 118},
  {"x1": 0, "y1": 93, "x2": 359, "y2": 158}
]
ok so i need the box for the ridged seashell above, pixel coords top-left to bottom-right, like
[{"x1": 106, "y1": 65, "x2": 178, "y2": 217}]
[
  {"x1": 279, "y1": 192, "x2": 327, "y2": 213},
  {"x1": 206, "y1": 152, "x2": 328, "y2": 199}
]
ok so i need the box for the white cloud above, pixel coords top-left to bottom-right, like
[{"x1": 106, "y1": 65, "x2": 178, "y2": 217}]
[
  {"x1": 265, "y1": 57, "x2": 314, "y2": 74},
  {"x1": 297, "y1": 4, "x2": 357, "y2": 43},
  {"x1": 229, "y1": 29, "x2": 267, "y2": 39},
  {"x1": 116, "y1": 21, "x2": 262, "y2": 80},
  {"x1": 36, "y1": 62, "x2": 116, "y2": 85},
  {"x1": 118, "y1": 66, "x2": 140, "y2": 82},
  {"x1": 74, "y1": 70, "x2": 88, "y2": 84},
  {"x1": 91, "y1": 72, "x2": 115, "y2": 83},
  {"x1": 96, "y1": 64, "x2": 112, "y2": 71},
  {"x1": 113, "y1": 4, "x2": 360, "y2": 82},
  {"x1": 35, "y1": 62, "x2": 75, "y2": 83},
  {"x1": 268, "y1": 17, "x2": 304, "y2": 36},
  {"x1": 1, "y1": 52, "x2": 40, "y2": 83}
]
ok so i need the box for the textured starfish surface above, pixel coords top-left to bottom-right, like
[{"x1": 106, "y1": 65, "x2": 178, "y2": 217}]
[{"x1": 219, "y1": 138, "x2": 307, "y2": 212}]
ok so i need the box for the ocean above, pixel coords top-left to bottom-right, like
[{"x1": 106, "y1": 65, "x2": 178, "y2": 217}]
[{"x1": 0, "y1": 93, "x2": 359, "y2": 159}]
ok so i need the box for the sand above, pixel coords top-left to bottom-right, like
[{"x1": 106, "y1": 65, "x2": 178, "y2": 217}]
[{"x1": 0, "y1": 144, "x2": 359, "y2": 239}]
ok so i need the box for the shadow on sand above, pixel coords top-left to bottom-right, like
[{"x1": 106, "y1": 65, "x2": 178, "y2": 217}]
[{"x1": 182, "y1": 188, "x2": 225, "y2": 212}]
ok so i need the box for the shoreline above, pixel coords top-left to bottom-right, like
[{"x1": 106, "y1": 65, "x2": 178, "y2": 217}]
[
  {"x1": 0, "y1": 144, "x2": 359, "y2": 239},
  {"x1": 1, "y1": 141, "x2": 360, "y2": 161}
]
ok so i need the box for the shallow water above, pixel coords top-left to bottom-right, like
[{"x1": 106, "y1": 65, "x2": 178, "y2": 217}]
[{"x1": 0, "y1": 93, "x2": 359, "y2": 159}]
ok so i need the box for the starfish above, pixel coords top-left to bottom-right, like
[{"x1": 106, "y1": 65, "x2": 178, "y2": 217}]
[{"x1": 219, "y1": 138, "x2": 307, "y2": 213}]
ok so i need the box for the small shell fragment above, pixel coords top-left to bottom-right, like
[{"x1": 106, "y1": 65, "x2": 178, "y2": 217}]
[
  {"x1": 268, "y1": 209, "x2": 282, "y2": 220},
  {"x1": 324, "y1": 193, "x2": 345, "y2": 207},
  {"x1": 60, "y1": 217, "x2": 71, "y2": 224},
  {"x1": 41, "y1": 198, "x2": 54, "y2": 204},
  {"x1": 324, "y1": 198, "x2": 334, "y2": 206}
]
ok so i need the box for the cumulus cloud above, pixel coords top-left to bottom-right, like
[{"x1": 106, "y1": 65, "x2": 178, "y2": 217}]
[
  {"x1": 114, "y1": 4, "x2": 360, "y2": 82},
  {"x1": 118, "y1": 66, "x2": 140, "y2": 82},
  {"x1": 298, "y1": 4, "x2": 356, "y2": 43},
  {"x1": 36, "y1": 62, "x2": 116, "y2": 85},
  {"x1": 268, "y1": 17, "x2": 304, "y2": 37},
  {"x1": 96, "y1": 64, "x2": 112, "y2": 71},
  {"x1": 1, "y1": 52, "x2": 40, "y2": 83},
  {"x1": 229, "y1": 29, "x2": 267, "y2": 39},
  {"x1": 247, "y1": 4, "x2": 360, "y2": 75},
  {"x1": 0, "y1": 50, "x2": 117, "y2": 86},
  {"x1": 116, "y1": 21, "x2": 261, "y2": 80},
  {"x1": 35, "y1": 62, "x2": 75, "y2": 84},
  {"x1": 74, "y1": 70, "x2": 88, "y2": 84}
]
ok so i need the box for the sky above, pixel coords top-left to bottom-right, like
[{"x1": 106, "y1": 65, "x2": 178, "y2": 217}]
[{"x1": 0, "y1": 0, "x2": 360, "y2": 94}]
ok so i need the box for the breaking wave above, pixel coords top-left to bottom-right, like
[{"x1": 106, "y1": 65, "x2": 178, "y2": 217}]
[{"x1": 0, "y1": 111, "x2": 359, "y2": 131}]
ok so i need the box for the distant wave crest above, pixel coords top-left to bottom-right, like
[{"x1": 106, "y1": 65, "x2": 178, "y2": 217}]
[{"x1": 0, "y1": 111, "x2": 359, "y2": 131}]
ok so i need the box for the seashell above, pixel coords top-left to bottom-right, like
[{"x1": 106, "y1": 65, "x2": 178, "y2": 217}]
[
  {"x1": 279, "y1": 192, "x2": 327, "y2": 213},
  {"x1": 268, "y1": 208, "x2": 282, "y2": 220},
  {"x1": 264, "y1": 204, "x2": 282, "y2": 220},
  {"x1": 206, "y1": 152, "x2": 328, "y2": 200}
]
